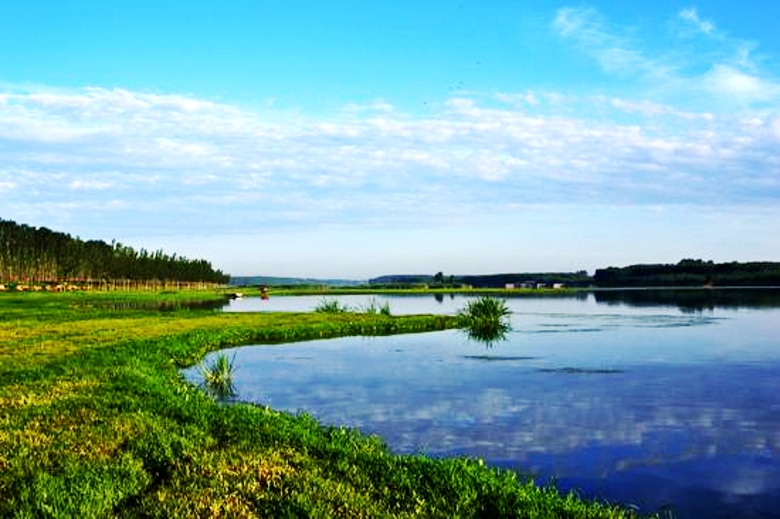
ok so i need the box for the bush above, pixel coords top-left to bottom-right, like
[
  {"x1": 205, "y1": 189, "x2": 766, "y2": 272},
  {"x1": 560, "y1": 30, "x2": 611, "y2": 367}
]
[{"x1": 457, "y1": 296, "x2": 512, "y2": 346}]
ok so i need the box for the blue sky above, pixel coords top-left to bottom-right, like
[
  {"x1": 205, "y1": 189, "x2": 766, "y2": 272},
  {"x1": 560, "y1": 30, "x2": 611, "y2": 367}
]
[{"x1": 1, "y1": 1, "x2": 779, "y2": 278}]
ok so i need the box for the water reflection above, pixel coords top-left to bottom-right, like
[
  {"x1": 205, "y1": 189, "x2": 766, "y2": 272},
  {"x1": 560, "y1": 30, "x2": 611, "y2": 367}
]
[
  {"x1": 461, "y1": 319, "x2": 510, "y2": 347},
  {"x1": 593, "y1": 287, "x2": 780, "y2": 312},
  {"x1": 207, "y1": 291, "x2": 780, "y2": 517},
  {"x1": 223, "y1": 288, "x2": 780, "y2": 315},
  {"x1": 433, "y1": 293, "x2": 456, "y2": 304}
]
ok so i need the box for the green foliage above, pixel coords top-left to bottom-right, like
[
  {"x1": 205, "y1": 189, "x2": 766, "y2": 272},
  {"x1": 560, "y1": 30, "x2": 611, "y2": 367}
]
[
  {"x1": 314, "y1": 297, "x2": 351, "y2": 313},
  {"x1": 369, "y1": 272, "x2": 590, "y2": 289},
  {"x1": 13, "y1": 456, "x2": 150, "y2": 518},
  {"x1": 457, "y1": 296, "x2": 512, "y2": 347},
  {"x1": 0, "y1": 217, "x2": 229, "y2": 285},
  {"x1": 314, "y1": 296, "x2": 393, "y2": 316},
  {"x1": 363, "y1": 297, "x2": 392, "y2": 316},
  {"x1": 199, "y1": 353, "x2": 237, "y2": 399},
  {"x1": 458, "y1": 296, "x2": 512, "y2": 322},
  {"x1": 593, "y1": 259, "x2": 780, "y2": 287}
]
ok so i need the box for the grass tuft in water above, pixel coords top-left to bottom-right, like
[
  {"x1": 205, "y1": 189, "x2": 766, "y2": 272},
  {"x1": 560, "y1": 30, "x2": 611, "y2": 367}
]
[
  {"x1": 314, "y1": 297, "x2": 350, "y2": 313},
  {"x1": 200, "y1": 352, "x2": 237, "y2": 399},
  {"x1": 364, "y1": 297, "x2": 392, "y2": 316},
  {"x1": 457, "y1": 296, "x2": 512, "y2": 347}
]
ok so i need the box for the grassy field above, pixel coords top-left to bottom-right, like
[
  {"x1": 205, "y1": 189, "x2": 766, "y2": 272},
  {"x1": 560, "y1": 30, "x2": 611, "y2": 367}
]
[{"x1": 1, "y1": 290, "x2": 651, "y2": 518}]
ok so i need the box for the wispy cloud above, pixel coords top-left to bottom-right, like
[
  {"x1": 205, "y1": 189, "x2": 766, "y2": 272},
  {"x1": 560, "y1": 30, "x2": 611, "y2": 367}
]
[
  {"x1": 553, "y1": 6, "x2": 672, "y2": 82},
  {"x1": 1, "y1": 85, "x2": 779, "y2": 242},
  {"x1": 554, "y1": 5, "x2": 780, "y2": 108},
  {"x1": 678, "y1": 7, "x2": 715, "y2": 35},
  {"x1": 703, "y1": 64, "x2": 780, "y2": 104}
]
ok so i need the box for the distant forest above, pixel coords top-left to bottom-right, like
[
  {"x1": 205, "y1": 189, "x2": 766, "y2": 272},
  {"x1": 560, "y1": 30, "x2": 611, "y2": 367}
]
[
  {"x1": 4, "y1": 218, "x2": 779, "y2": 290},
  {"x1": 593, "y1": 259, "x2": 780, "y2": 287},
  {"x1": 0, "y1": 218, "x2": 229, "y2": 287},
  {"x1": 368, "y1": 271, "x2": 592, "y2": 288},
  {"x1": 370, "y1": 261, "x2": 780, "y2": 289}
]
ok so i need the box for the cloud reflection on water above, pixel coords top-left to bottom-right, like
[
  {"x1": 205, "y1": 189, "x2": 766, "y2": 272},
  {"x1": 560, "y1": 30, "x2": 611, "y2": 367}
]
[{"x1": 195, "y1": 292, "x2": 780, "y2": 516}]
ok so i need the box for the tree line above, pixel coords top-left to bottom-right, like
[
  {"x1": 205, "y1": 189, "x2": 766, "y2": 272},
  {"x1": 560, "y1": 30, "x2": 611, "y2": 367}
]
[
  {"x1": 369, "y1": 260, "x2": 780, "y2": 289},
  {"x1": 0, "y1": 218, "x2": 229, "y2": 288},
  {"x1": 593, "y1": 259, "x2": 780, "y2": 287},
  {"x1": 368, "y1": 271, "x2": 591, "y2": 288}
]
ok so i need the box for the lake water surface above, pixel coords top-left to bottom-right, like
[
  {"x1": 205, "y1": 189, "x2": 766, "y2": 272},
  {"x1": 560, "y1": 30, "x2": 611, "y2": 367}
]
[{"x1": 186, "y1": 290, "x2": 780, "y2": 518}]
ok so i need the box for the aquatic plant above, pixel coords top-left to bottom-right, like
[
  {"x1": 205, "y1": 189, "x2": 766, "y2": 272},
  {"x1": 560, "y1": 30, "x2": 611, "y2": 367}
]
[
  {"x1": 199, "y1": 352, "x2": 237, "y2": 399},
  {"x1": 457, "y1": 296, "x2": 512, "y2": 346},
  {"x1": 458, "y1": 296, "x2": 511, "y2": 322},
  {"x1": 314, "y1": 297, "x2": 350, "y2": 313},
  {"x1": 363, "y1": 297, "x2": 392, "y2": 316}
]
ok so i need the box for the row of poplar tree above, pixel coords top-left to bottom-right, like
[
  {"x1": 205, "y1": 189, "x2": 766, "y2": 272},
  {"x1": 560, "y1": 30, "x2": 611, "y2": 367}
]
[{"x1": 0, "y1": 218, "x2": 229, "y2": 286}]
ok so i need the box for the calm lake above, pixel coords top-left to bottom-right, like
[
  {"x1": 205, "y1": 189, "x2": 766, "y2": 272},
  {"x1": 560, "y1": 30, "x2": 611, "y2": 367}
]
[{"x1": 186, "y1": 290, "x2": 780, "y2": 518}]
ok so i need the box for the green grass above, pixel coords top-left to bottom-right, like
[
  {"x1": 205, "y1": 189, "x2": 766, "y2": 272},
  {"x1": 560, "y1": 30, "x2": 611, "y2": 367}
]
[
  {"x1": 362, "y1": 297, "x2": 392, "y2": 316},
  {"x1": 0, "y1": 290, "x2": 656, "y2": 518},
  {"x1": 457, "y1": 296, "x2": 512, "y2": 322},
  {"x1": 314, "y1": 296, "x2": 351, "y2": 313},
  {"x1": 314, "y1": 296, "x2": 393, "y2": 316}
]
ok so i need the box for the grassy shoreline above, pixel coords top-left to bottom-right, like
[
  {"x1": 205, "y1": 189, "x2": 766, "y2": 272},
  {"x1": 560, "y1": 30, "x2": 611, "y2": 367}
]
[
  {"x1": 1, "y1": 291, "x2": 651, "y2": 517},
  {"x1": 247, "y1": 286, "x2": 585, "y2": 297}
]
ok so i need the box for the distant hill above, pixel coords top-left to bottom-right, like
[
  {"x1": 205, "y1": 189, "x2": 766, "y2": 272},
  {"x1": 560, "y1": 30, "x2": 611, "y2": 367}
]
[
  {"x1": 229, "y1": 276, "x2": 364, "y2": 287},
  {"x1": 367, "y1": 274, "x2": 433, "y2": 286}
]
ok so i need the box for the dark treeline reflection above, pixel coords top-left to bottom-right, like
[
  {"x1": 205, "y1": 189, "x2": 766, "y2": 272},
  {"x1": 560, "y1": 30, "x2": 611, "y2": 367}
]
[
  {"x1": 433, "y1": 293, "x2": 456, "y2": 303},
  {"x1": 593, "y1": 288, "x2": 780, "y2": 312}
]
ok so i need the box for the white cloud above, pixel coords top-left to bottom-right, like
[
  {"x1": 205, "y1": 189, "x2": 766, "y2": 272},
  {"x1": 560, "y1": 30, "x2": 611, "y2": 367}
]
[
  {"x1": 607, "y1": 97, "x2": 714, "y2": 121},
  {"x1": 553, "y1": 7, "x2": 660, "y2": 78},
  {"x1": 69, "y1": 179, "x2": 113, "y2": 190},
  {"x1": 679, "y1": 7, "x2": 715, "y2": 35},
  {"x1": 704, "y1": 64, "x2": 779, "y2": 103},
  {"x1": 494, "y1": 92, "x2": 540, "y2": 107},
  {"x1": 1, "y1": 83, "x2": 779, "y2": 276},
  {"x1": 554, "y1": 5, "x2": 780, "y2": 109}
]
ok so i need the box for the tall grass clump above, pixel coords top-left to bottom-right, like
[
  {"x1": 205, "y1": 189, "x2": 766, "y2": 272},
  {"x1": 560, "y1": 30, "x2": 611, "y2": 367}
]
[
  {"x1": 363, "y1": 297, "x2": 392, "y2": 316},
  {"x1": 457, "y1": 296, "x2": 512, "y2": 346},
  {"x1": 199, "y1": 352, "x2": 237, "y2": 399},
  {"x1": 314, "y1": 297, "x2": 350, "y2": 313}
]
